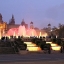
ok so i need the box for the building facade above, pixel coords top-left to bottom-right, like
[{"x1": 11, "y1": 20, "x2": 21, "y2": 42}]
[{"x1": 0, "y1": 13, "x2": 29, "y2": 33}]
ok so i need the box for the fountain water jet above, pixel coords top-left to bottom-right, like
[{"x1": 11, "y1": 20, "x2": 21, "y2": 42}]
[{"x1": 7, "y1": 25, "x2": 38, "y2": 37}]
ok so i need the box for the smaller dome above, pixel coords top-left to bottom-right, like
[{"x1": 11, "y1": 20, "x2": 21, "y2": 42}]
[
  {"x1": 30, "y1": 21, "x2": 33, "y2": 24},
  {"x1": 21, "y1": 19, "x2": 25, "y2": 26},
  {"x1": 48, "y1": 23, "x2": 51, "y2": 26}
]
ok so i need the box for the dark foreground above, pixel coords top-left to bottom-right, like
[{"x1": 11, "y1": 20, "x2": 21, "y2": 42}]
[
  {"x1": 0, "y1": 52, "x2": 64, "y2": 64},
  {"x1": 1, "y1": 61, "x2": 64, "y2": 64}
]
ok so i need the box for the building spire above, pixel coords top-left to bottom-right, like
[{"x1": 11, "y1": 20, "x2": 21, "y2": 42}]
[
  {"x1": 9, "y1": 14, "x2": 15, "y2": 25},
  {"x1": 0, "y1": 13, "x2": 3, "y2": 23},
  {"x1": 12, "y1": 14, "x2": 14, "y2": 19},
  {"x1": 30, "y1": 21, "x2": 34, "y2": 29},
  {"x1": 21, "y1": 19, "x2": 25, "y2": 26}
]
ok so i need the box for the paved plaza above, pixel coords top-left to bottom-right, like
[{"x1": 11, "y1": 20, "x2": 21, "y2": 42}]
[
  {"x1": 0, "y1": 52, "x2": 64, "y2": 64},
  {"x1": 0, "y1": 61, "x2": 64, "y2": 64}
]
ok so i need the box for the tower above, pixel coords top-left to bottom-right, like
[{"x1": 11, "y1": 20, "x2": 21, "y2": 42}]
[
  {"x1": 21, "y1": 19, "x2": 25, "y2": 26},
  {"x1": 30, "y1": 21, "x2": 34, "y2": 29},
  {"x1": 48, "y1": 23, "x2": 51, "y2": 31},
  {"x1": 0, "y1": 13, "x2": 3, "y2": 23},
  {"x1": 48, "y1": 23, "x2": 52, "y2": 36},
  {"x1": 9, "y1": 14, "x2": 15, "y2": 25}
]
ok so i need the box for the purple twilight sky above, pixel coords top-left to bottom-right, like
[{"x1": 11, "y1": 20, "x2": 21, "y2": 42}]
[{"x1": 0, "y1": 0, "x2": 64, "y2": 29}]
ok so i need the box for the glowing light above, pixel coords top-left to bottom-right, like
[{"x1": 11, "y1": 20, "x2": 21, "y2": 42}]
[
  {"x1": 8, "y1": 36, "x2": 10, "y2": 39},
  {"x1": 0, "y1": 29, "x2": 1, "y2": 39},
  {"x1": 51, "y1": 43, "x2": 57, "y2": 47},
  {"x1": 32, "y1": 31, "x2": 34, "y2": 36},
  {"x1": 24, "y1": 41, "x2": 61, "y2": 51},
  {"x1": 52, "y1": 46, "x2": 61, "y2": 51},
  {"x1": 46, "y1": 42, "x2": 61, "y2": 51},
  {"x1": 16, "y1": 36, "x2": 18, "y2": 38},
  {"x1": 46, "y1": 42, "x2": 52, "y2": 44},
  {"x1": 2, "y1": 30, "x2": 5, "y2": 37},
  {"x1": 51, "y1": 43, "x2": 61, "y2": 51},
  {"x1": 39, "y1": 32, "x2": 41, "y2": 37},
  {"x1": 24, "y1": 42, "x2": 41, "y2": 51},
  {"x1": 7, "y1": 25, "x2": 37, "y2": 37},
  {"x1": 13, "y1": 31, "x2": 15, "y2": 36},
  {"x1": 27, "y1": 47, "x2": 41, "y2": 51},
  {"x1": 42, "y1": 33, "x2": 48, "y2": 37},
  {"x1": 5, "y1": 25, "x2": 61, "y2": 51}
]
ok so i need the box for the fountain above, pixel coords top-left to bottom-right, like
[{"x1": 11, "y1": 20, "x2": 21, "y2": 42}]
[
  {"x1": 0, "y1": 25, "x2": 61, "y2": 52},
  {"x1": 7, "y1": 25, "x2": 38, "y2": 37},
  {"x1": 6, "y1": 25, "x2": 42, "y2": 51}
]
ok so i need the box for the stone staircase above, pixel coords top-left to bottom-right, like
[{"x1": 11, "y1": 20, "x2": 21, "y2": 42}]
[
  {"x1": 46, "y1": 42, "x2": 61, "y2": 51},
  {"x1": 24, "y1": 41, "x2": 61, "y2": 52},
  {"x1": 24, "y1": 42, "x2": 41, "y2": 51}
]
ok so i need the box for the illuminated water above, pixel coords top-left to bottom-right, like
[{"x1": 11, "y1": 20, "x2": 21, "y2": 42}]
[
  {"x1": 7, "y1": 25, "x2": 37, "y2": 37},
  {"x1": 2, "y1": 25, "x2": 61, "y2": 51}
]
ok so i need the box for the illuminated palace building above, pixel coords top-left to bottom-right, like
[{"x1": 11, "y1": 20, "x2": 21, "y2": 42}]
[{"x1": 0, "y1": 13, "x2": 47, "y2": 38}]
